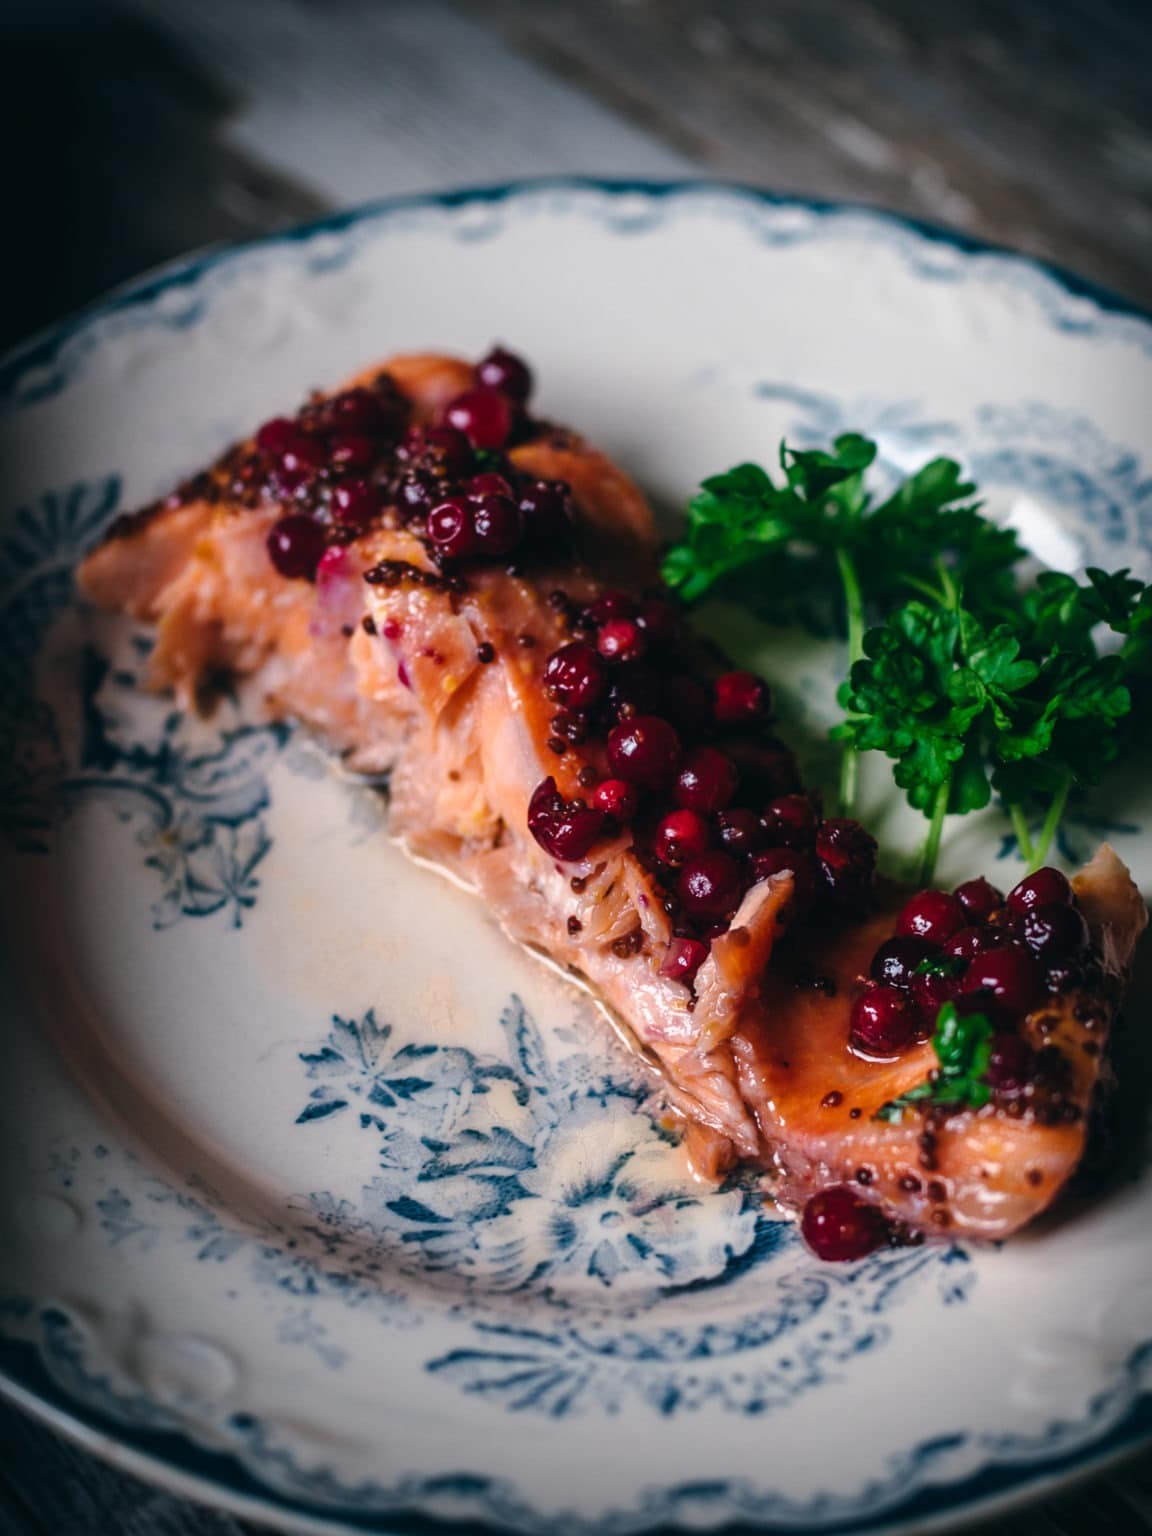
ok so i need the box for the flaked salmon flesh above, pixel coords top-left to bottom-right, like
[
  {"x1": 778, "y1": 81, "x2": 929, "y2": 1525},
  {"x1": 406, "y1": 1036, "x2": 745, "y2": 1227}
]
[{"x1": 78, "y1": 352, "x2": 1147, "y2": 1250}]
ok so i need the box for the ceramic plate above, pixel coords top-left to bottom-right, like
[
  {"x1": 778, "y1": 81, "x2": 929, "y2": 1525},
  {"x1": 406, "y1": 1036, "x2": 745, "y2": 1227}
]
[{"x1": 2, "y1": 180, "x2": 1151, "y2": 1536}]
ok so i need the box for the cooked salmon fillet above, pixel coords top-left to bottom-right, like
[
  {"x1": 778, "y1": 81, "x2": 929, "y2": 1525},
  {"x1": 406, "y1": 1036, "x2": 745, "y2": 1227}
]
[{"x1": 78, "y1": 349, "x2": 1147, "y2": 1257}]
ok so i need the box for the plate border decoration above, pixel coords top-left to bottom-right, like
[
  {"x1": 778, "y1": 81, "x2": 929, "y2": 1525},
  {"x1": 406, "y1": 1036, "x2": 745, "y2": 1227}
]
[
  {"x1": 3, "y1": 177, "x2": 1152, "y2": 1535},
  {"x1": 3, "y1": 175, "x2": 1152, "y2": 411},
  {"x1": 2, "y1": 1322, "x2": 1151, "y2": 1536}
]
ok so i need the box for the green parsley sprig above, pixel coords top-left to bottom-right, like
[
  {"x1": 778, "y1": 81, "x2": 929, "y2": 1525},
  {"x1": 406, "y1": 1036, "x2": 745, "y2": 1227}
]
[
  {"x1": 662, "y1": 436, "x2": 1023, "y2": 814},
  {"x1": 662, "y1": 437, "x2": 1149, "y2": 884},
  {"x1": 874, "y1": 1001, "x2": 995, "y2": 1122}
]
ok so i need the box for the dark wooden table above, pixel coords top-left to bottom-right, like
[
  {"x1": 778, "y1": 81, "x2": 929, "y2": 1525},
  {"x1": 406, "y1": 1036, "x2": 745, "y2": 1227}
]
[{"x1": 3, "y1": 0, "x2": 1151, "y2": 1530}]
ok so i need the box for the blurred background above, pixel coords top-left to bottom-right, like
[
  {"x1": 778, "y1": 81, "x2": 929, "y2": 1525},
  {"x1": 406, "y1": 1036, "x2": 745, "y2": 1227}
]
[
  {"x1": 3, "y1": 1, "x2": 1152, "y2": 1532},
  {"x1": 3, "y1": 0, "x2": 1152, "y2": 353}
]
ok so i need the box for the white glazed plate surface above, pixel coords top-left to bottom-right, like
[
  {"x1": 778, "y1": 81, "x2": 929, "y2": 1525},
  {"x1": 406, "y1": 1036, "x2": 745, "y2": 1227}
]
[{"x1": 2, "y1": 181, "x2": 1151, "y2": 1536}]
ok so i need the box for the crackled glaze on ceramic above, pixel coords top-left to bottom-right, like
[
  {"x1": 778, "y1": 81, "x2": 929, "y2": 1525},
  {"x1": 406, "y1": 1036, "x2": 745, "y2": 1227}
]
[{"x1": 1, "y1": 181, "x2": 1151, "y2": 1536}]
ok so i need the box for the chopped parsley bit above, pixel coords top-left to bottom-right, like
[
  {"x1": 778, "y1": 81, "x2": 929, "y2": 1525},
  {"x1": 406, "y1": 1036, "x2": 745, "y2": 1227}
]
[
  {"x1": 913, "y1": 954, "x2": 966, "y2": 979},
  {"x1": 874, "y1": 1002, "x2": 995, "y2": 1123}
]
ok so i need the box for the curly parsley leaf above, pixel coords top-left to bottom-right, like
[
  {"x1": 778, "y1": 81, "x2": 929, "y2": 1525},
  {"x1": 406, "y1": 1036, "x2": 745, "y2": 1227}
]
[
  {"x1": 661, "y1": 435, "x2": 1018, "y2": 615},
  {"x1": 874, "y1": 1002, "x2": 995, "y2": 1122},
  {"x1": 914, "y1": 954, "x2": 967, "y2": 979},
  {"x1": 781, "y1": 433, "x2": 877, "y2": 505},
  {"x1": 835, "y1": 603, "x2": 1014, "y2": 817}
]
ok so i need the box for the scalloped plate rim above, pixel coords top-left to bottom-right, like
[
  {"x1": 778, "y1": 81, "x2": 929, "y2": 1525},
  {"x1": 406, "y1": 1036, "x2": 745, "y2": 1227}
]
[
  {"x1": 4, "y1": 174, "x2": 1152, "y2": 408},
  {"x1": 3, "y1": 175, "x2": 1152, "y2": 1536},
  {"x1": 3, "y1": 1332, "x2": 1152, "y2": 1536}
]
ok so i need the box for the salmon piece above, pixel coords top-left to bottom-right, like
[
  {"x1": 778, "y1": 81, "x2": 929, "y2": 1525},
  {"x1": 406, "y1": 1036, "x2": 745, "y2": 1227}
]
[
  {"x1": 77, "y1": 350, "x2": 1146, "y2": 1254},
  {"x1": 709, "y1": 847, "x2": 1145, "y2": 1238}
]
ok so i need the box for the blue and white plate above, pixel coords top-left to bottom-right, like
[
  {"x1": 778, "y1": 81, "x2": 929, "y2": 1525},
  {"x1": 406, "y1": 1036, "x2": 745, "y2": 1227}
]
[{"x1": 2, "y1": 180, "x2": 1151, "y2": 1536}]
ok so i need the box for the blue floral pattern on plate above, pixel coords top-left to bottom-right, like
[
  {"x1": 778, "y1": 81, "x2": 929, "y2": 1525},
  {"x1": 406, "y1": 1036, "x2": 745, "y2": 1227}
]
[
  {"x1": 2, "y1": 181, "x2": 1152, "y2": 1536},
  {"x1": 14, "y1": 993, "x2": 973, "y2": 1430}
]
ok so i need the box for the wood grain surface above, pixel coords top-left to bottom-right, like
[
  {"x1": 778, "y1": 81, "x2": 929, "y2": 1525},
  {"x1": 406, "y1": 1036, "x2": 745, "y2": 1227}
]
[{"x1": 2, "y1": 0, "x2": 1150, "y2": 1530}]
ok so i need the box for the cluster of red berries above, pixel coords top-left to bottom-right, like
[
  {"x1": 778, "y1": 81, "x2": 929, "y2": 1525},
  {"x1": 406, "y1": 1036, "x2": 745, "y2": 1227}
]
[
  {"x1": 850, "y1": 867, "x2": 1093, "y2": 1083},
  {"x1": 527, "y1": 598, "x2": 878, "y2": 976},
  {"x1": 804, "y1": 868, "x2": 1096, "y2": 1264},
  {"x1": 256, "y1": 348, "x2": 573, "y2": 580}
]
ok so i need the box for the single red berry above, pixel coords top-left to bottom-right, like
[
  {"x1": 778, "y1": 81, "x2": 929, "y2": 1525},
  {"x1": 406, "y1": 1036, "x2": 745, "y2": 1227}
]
[
  {"x1": 255, "y1": 416, "x2": 300, "y2": 456},
  {"x1": 815, "y1": 818, "x2": 877, "y2": 908},
  {"x1": 713, "y1": 670, "x2": 769, "y2": 726},
  {"x1": 944, "y1": 925, "x2": 1004, "y2": 961},
  {"x1": 607, "y1": 714, "x2": 682, "y2": 789},
  {"x1": 654, "y1": 809, "x2": 712, "y2": 867},
  {"x1": 476, "y1": 346, "x2": 533, "y2": 403},
  {"x1": 278, "y1": 431, "x2": 327, "y2": 476},
  {"x1": 716, "y1": 808, "x2": 764, "y2": 856},
  {"x1": 470, "y1": 493, "x2": 524, "y2": 556},
  {"x1": 801, "y1": 1187, "x2": 888, "y2": 1262},
  {"x1": 330, "y1": 478, "x2": 379, "y2": 527},
  {"x1": 954, "y1": 877, "x2": 1003, "y2": 924},
  {"x1": 322, "y1": 387, "x2": 392, "y2": 436},
  {"x1": 636, "y1": 597, "x2": 682, "y2": 650},
  {"x1": 587, "y1": 590, "x2": 636, "y2": 624},
  {"x1": 590, "y1": 778, "x2": 639, "y2": 822},
  {"x1": 850, "y1": 984, "x2": 918, "y2": 1056},
  {"x1": 961, "y1": 944, "x2": 1042, "y2": 1019},
  {"x1": 1008, "y1": 867, "x2": 1073, "y2": 912},
  {"x1": 266, "y1": 514, "x2": 326, "y2": 580},
  {"x1": 675, "y1": 746, "x2": 739, "y2": 814},
  {"x1": 518, "y1": 480, "x2": 573, "y2": 544},
  {"x1": 543, "y1": 642, "x2": 607, "y2": 710},
  {"x1": 327, "y1": 432, "x2": 377, "y2": 471},
  {"x1": 467, "y1": 471, "x2": 514, "y2": 498},
  {"x1": 761, "y1": 794, "x2": 817, "y2": 848},
  {"x1": 985, "y1": 1032, "x2": 1036, "y2": 1094},
  {"x1": 896, "y1": 889, "x2": 965, "y2": 945},
  {"x1": 659, "y1": 936, "x2": 709, "y2": 986},
  {"x1": 1018, "y1": 902, "x2": 1089, "y2": 961},
  {"x1": 909, "y1": 966, "x2": 960, "y2": 1020},
  {"x1": 749, "y1": 847, "x2": 819, "y2": 911},
  {"x1": 527, "y1": 777, "x2": 606, "y2": 862},
  {"x1": 400, "y1": 424, "x2": 474, "y2": 478},
  {"x1": 427, "y1": 497, "x2": 482, "y2": 559},
  {"x1": 678, "y1": 851, "x2": 745, "y2": 920},
  {"x1": 870, "y1": 935, "x2": 936, "y2": 988},
  {"x1": 443, "y1": 387, "x2": 515, "y2": 450},
  {"x1": 597, "y1": 618, "x2": 647, "y2": 663}
]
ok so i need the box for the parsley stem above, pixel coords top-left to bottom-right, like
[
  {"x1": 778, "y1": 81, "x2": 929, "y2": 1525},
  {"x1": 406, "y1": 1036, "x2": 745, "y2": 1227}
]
[
  {"x1": 936, "y1": 559, "x2": 960, "y2": 612},
  {"x1": 839, "y1": 552, "x2": 865, "y2": 662},
  {"x1": 835, "y1": 546, "x2": 866, "y2": 814},
  {"x1": 918, "y1": 775, "x2": 951, "y2": 887},
  {"x1": 1029, "y1": 774, "x2": 1072, "y2": 872},
  {"x1": 902, "y1": 574, "x2": 950, "y2": 606},
  {"x1": 1009, "y1": 804, "x2": 1035, "y2": 864}
]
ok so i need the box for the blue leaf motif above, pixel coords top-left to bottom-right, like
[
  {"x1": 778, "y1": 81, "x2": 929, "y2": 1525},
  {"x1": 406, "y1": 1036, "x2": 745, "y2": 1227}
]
[
  {"x1": 296, "y1": 1100, "x2": 349, "y2": 1125},
  {"x1": 298, "y1": 1046, "x2": 348, "y2": 1076},
  {"x1": 499, "y1": 996, "x2": 550, "y2": 1100},
  {"x1": 420, "y1": 1127, "x2": 536, "y2": 1179},
  {"x1": 387, "y1": 1195, "x2": 452, "y2": 1225}
]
